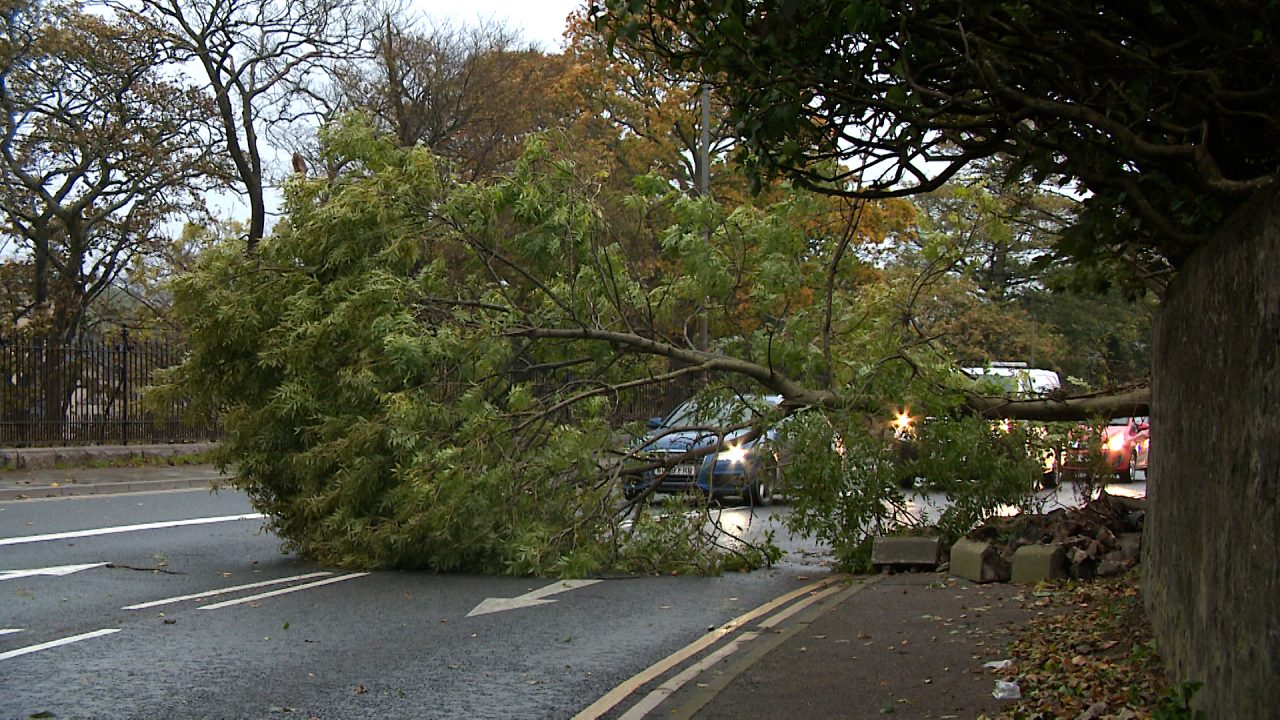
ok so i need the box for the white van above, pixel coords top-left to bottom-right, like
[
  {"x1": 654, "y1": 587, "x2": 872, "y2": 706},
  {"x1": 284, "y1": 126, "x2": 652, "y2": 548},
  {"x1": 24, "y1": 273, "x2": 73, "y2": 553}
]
[{"x1": 962, "y1": 362, "x2": 1062, "y2": 397}]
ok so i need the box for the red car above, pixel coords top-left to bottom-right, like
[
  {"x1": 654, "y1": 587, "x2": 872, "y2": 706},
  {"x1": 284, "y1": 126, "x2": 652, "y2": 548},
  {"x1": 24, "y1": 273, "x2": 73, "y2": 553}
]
[{"x1": 1060, "y1": 416, "x2": 1150, "y2": 482}]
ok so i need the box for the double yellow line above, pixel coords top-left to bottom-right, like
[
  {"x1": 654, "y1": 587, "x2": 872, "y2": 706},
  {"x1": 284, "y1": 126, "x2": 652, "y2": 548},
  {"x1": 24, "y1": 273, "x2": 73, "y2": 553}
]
[{"x1": 574, "y1": 573, "x2": 879, "y2": 720}]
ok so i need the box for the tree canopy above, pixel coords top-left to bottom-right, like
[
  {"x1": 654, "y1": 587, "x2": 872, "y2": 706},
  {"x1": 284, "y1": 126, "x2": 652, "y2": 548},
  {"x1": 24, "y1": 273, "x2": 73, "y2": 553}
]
[
  {"x1": 595, "y1": 0, "x2": 1279, "y2": 278},
  {"x1": 0, "y1": 0, "x2": 219, "y2": 339}
]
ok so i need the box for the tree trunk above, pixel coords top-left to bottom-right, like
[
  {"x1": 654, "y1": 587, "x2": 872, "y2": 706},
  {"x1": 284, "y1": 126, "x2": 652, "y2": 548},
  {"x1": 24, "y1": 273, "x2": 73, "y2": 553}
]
[{"x1": 1144, "y1": 187, "x2": 1280, "y2": 716}]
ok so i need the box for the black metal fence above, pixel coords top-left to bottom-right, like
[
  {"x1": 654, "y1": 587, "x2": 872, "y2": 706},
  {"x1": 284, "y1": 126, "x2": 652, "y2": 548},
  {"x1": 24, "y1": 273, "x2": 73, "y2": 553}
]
[
  {"x1": 0, "y1": 332, "x2": 704, "y2": 448},
  {"x1": 0, "y1": 333, "x2": 219, "y2": 448}
]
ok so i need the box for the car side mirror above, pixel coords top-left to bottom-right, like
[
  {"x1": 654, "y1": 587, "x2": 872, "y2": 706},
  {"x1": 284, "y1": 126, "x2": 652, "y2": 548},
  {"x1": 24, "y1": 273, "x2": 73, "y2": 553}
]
[{"x1": 647, "y1": 417, "x2": 664, "y2": 429}]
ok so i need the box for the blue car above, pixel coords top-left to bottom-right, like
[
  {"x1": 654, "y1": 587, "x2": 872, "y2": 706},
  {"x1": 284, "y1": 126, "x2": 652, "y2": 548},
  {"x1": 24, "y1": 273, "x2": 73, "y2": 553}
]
[{"x1": 622, "y1": 394, "x2": 785, "y2": 506}]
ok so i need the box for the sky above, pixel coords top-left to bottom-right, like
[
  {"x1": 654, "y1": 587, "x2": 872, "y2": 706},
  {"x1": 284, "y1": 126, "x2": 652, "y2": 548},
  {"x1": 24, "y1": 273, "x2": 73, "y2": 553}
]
[{"x1": 412, "y1": 0, "x2": 587, "y2": 51}]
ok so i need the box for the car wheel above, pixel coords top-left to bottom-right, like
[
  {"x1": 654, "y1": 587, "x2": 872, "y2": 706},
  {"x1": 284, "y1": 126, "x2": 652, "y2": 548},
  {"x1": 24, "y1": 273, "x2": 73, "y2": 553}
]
[
  {"x1": 1117, "y1": 451, "x2": 1135, "y2": 483},
  {"x1": 747, "y1": 470, "x2": 775, "y2": 507}
]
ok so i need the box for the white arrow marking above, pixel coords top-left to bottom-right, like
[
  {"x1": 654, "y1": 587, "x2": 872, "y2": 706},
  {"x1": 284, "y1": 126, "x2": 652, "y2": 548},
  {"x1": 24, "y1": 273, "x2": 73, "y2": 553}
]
[
  {"x1": 0, "y1": 562, "x2": 108, "y2": 582},
  {"x1": 0, "y1": 513, "x2": 266, "y2": 547},
  {"x1": 0, "y1": 628, "x2": 119, "y2": 661},
  {"x1": 467, "y1": 579, "x2": 602, "y2": 617}
]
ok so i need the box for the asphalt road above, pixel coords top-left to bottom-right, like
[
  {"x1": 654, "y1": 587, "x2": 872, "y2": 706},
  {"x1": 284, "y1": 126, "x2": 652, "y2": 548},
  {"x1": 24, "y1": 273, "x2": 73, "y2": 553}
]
[{"x1": 0, "y1": 488, "x2": 823, "y2": 720}]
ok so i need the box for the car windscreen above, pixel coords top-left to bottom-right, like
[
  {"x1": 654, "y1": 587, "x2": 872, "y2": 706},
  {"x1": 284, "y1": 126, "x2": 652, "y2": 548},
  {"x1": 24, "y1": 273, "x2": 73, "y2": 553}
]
[
  {"x1": 967, "y1": 371, "x2": 1022, "y2": 393},
  {"x1": 663, "y1": 397, "x2": 761, "y2": 429}
]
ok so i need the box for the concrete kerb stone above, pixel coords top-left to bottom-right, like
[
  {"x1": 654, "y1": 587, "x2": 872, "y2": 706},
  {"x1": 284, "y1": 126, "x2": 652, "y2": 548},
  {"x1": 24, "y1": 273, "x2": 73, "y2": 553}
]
[
  {"x1": 950, "y1": 538, "x2": 1011, "y2": 583},
  {"x1": 1011, "y1": 543, "x2": 1068, "y2": 584},
  {"x1": 0, "y1": 476, "x2": 225, "y2": 501},
  {"x1": 871, "y1": 535, "x2": 942, "y2": 570}
]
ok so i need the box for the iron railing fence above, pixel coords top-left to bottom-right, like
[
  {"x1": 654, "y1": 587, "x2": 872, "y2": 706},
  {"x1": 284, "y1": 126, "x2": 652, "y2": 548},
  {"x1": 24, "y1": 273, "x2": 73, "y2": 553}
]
[
  {"x1": 0, "y1": 332, "x2": 708, "y2": 448},
  {"x1": 0, "y1": 332, "x2": 219, "y2": 448}
]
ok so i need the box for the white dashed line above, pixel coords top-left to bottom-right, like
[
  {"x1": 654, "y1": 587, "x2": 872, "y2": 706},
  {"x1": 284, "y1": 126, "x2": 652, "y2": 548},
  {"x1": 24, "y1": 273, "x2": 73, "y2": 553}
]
[
  {"x1": 123, "y1": 571, "x2": 335, "y2": 610},
  {"x1": 198, "y1": 573, "x2": 369, "y2": 610},
  {"x1": 0, "y1": 629, "x2": 119, "y2": 661},
  {"x1": 0, "y1": 514, "x2": 267, "y2": 546}
]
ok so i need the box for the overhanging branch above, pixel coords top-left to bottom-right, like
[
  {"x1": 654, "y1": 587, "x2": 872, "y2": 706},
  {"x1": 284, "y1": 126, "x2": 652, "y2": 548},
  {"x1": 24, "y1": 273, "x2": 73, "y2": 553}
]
[
  {"x1": 507, "y1": 325, "x2": 842, "y2": 409},
  {"x1": 965, "y1": 387, "x2": 1151, "y2": 421}
]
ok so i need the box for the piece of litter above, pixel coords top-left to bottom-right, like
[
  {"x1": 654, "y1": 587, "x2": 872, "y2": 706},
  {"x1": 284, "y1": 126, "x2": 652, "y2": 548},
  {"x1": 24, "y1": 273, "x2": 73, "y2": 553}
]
[
  {"x1": 983, "y1": 660, "x2": 1012, "y2": 670},
  {"x1": 993, "y1": 680, "x2": 1022, "y2": 700}
]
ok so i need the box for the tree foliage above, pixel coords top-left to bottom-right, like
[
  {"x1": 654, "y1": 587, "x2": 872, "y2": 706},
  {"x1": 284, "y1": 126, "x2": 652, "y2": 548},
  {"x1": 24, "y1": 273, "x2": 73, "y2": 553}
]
[
  {"x1": 328, "y1": 15, "x2": 572, "y2": 181},
  {"x1": 159, "y1": 118, "x2": 774, "y2": 572},
  {"x1": 596, "y1": 0, "x2": 1279, "y2": 279},
  {"x1": 160, "y1": 116, "x2": 1126, "y2": 574},
  {"x1": 0, "y1": 0, "x2": 220, "y2": 340}
]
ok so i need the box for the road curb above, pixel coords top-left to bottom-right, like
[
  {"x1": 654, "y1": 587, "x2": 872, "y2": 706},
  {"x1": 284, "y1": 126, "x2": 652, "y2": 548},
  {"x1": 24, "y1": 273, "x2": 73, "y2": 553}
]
[
  {"x1": 0, "y1": 443, "x2": 218, "y2": 470},
  {"x1": 0, "y1": 476, "x2": 226, "y2": 501}
]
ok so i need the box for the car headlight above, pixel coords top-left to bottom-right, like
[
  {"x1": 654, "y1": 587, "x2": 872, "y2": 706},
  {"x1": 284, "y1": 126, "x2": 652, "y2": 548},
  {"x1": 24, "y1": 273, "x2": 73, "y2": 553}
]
[
  {"x1": 1106, "y1": 433, "x2": 1127, "y2": 453},
  {"x1": 892, "y1": 409, "x2": 914, "y2": 438},
  {"x1": 721, "y1": 443, "x2": 749, "y2": 466}
]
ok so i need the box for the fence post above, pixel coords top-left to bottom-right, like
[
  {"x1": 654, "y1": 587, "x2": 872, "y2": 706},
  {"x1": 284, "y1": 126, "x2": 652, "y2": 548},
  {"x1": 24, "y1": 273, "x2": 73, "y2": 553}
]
[{"x1": 120, "y1": 329, "x2": 130, "y2": 447}]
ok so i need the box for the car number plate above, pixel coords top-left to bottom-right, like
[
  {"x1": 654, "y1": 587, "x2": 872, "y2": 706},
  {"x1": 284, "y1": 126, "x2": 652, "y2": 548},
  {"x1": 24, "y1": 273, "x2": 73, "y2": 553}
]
[{"x1": 668, "y1": 464, "x2": 697, "y2": 476}]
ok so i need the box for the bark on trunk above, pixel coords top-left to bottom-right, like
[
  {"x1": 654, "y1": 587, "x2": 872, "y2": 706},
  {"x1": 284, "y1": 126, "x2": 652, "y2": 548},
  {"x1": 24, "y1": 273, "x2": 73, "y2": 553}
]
[{"x1": 1144, "y1": 188, "x2": 1280, "y2": 716}]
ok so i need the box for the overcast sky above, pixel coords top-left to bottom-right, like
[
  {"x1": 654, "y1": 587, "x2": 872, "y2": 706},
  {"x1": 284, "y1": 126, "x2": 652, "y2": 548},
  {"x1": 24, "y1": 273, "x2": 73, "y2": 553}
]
[{"x1": 412, "y1": 0, "x2": 586, "y2": 51}]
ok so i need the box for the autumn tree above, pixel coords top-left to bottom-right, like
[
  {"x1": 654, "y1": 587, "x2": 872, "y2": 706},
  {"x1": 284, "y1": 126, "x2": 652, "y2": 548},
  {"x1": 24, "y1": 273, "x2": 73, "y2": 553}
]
[
  {"x1": 0, "y1": 0, "x2": 219, "y2": 340},
  {"x1": 561, "y1": 10, "x2": 739, "y2": 197},
  {"x1": 0, "y1": 0, "x2": 221, "y2": 435},
  {"x1": 890, "y1": 170, "x2": 1154, "y2": 388},
  {"x1": 595, "y1": 1, "x2": 1279, "y2": 714},
  {"x1": 327, "y1": 16, "x2": 573, "y2": 181},
  {"x1": 106, "y1": 0, "x2": 372, "y2": 251}
]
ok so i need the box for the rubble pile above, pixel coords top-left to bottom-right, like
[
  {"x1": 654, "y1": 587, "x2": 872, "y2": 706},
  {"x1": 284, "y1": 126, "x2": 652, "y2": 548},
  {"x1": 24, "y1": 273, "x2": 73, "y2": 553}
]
[{"x1": 966, "y1": 493, "x2": 1146, "y2": 581}]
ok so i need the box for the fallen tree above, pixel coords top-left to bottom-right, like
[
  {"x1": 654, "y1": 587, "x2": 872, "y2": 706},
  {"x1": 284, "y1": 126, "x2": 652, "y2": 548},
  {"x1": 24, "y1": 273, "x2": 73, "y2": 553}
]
[{"x1": 160, "y1": 116, "x2": 1115, "y2": 576}]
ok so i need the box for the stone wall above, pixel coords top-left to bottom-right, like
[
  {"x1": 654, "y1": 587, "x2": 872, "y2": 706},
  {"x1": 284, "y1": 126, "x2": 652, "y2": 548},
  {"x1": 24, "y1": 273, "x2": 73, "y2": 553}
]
[
  {"x1": 0, "y1": 442, "x2": 218, "y2": 470},
  {"x1": 1145, "y1": 189, "x2": 1280, "y2": 716}
]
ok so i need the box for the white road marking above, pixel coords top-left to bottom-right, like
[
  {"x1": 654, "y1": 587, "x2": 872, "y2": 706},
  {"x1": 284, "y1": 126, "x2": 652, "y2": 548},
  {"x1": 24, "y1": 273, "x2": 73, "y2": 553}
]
[
  {"x1": 198, "y1": 573, "x2": 369, "y2": 610},
  {"x1": 0, "y1": 562, "x2": 108, "y2": 582},
  {"x1": 122, "y1": 571, "x2": 335, "y2": 610},
  {"x1": 466, "y1": 579, "x2": 603, "y2": 617},
  {"x1": 0, "y1": 513, "x2": 267, "y2": 546},
  {"x1": 0, "y1": 628, "x2": 119, "y2": 661},
  {"x1": 0, "y1": 628, "x2": 22, "y2": 636}
]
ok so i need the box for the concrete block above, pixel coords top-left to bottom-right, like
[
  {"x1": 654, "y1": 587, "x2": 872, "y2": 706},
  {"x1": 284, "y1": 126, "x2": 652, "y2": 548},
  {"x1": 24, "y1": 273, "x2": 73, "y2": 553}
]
[
  {"x1": 871, "y1": 536, "x2": 942, "y2": 568},
  {"x1": 1011, "y1": 543, "x2": 1067, "y2": 584},
  {"x1": 950, "y1": 538, "x2": 1009, "y2": 583},
  {"x1": 1116, "y1": 532, "x2": 1142, "y2": 561}
]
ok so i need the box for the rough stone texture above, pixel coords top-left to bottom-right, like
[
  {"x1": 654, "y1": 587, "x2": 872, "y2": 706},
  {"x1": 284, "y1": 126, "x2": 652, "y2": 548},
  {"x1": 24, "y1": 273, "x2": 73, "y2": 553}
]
[
  {"x1": 949, "y1": 539, "x2": 1009, "y2": 583},
  {"x1": 0, "y1": 442, "x2": 217, "y2": 470},
  {"x1": 871, "y1": 536, "x2": 941, "y2": 568},
  {"x1": 1146, "y1": 188, "x2": 1280, "y2": 717},
  {"x1": 1011, "y1": 544, "x2": 1066, "y2": 584}
]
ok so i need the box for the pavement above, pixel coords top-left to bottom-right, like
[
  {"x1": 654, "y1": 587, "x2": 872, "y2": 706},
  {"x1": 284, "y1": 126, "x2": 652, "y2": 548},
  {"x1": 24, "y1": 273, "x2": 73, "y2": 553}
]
[
  {"x1": 0, "y1": 455, "x2": 1035, "y2": 719},
  {"x1": 644, "y1": 572, "x2": 1034, "y2": 719}
]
